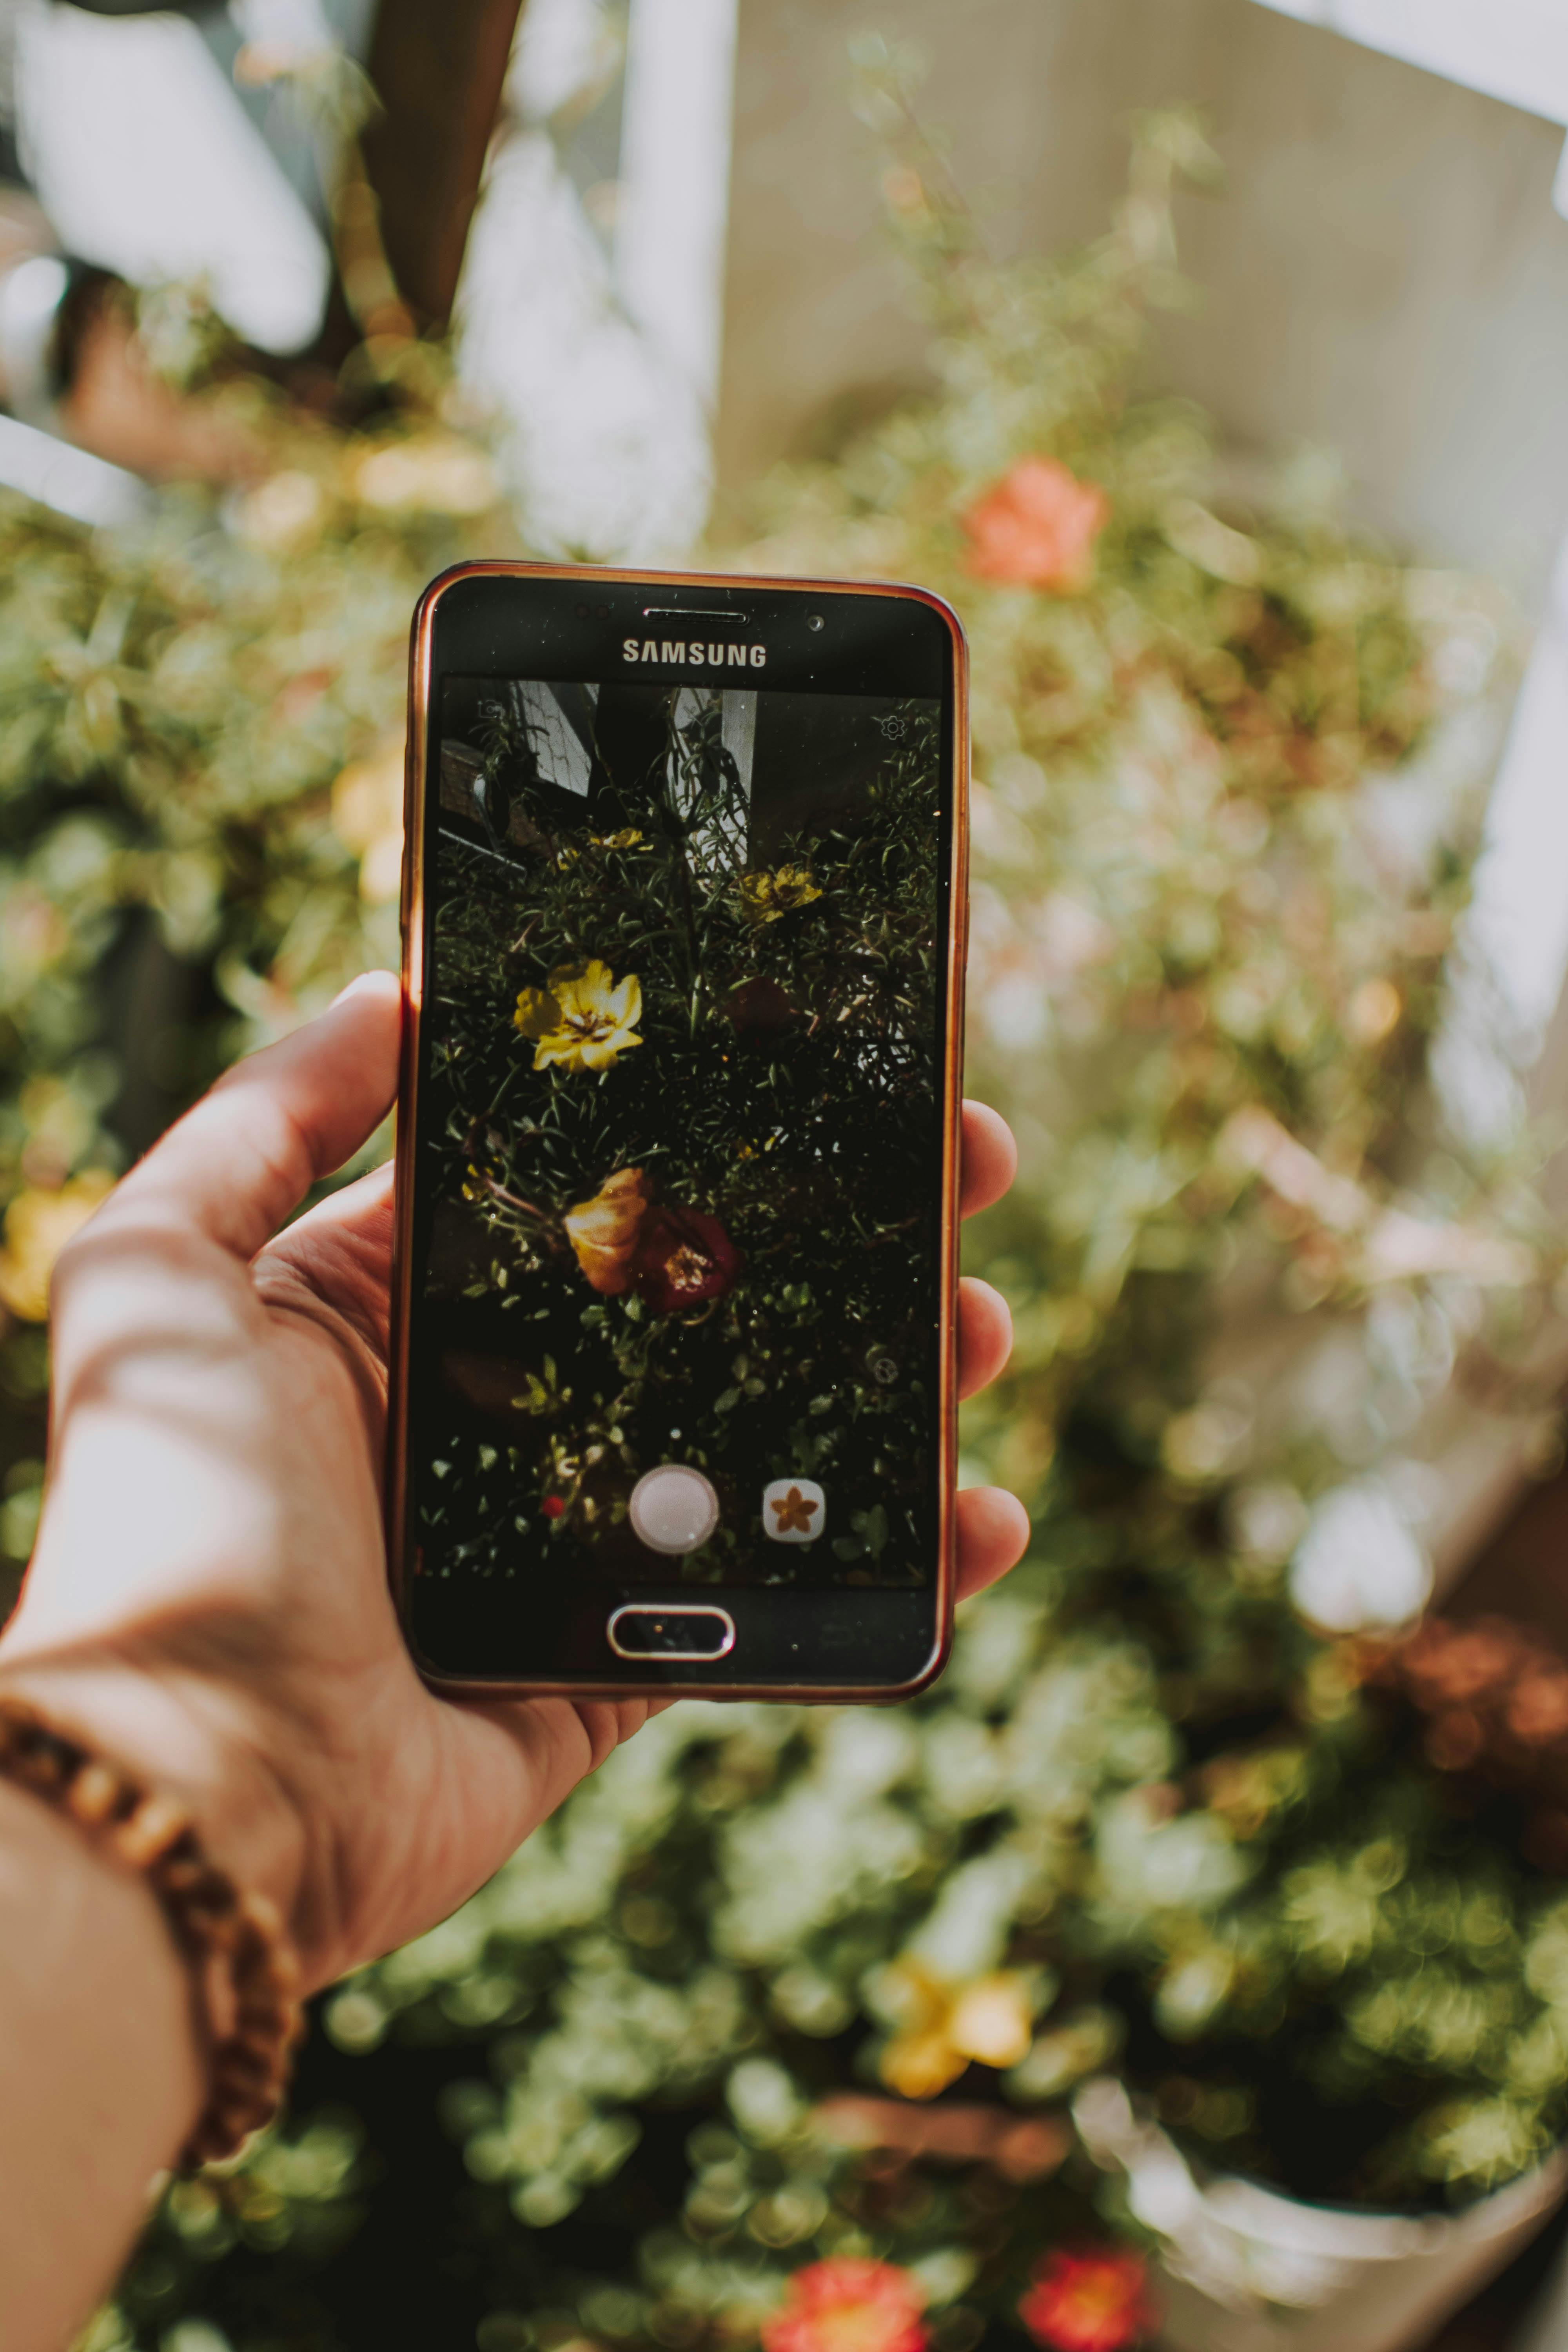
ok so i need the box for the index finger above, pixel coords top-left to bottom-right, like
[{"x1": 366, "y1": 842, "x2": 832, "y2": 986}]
[{"x1": 960, "y1": 1101, "x2": 1016, "y2": 1221}]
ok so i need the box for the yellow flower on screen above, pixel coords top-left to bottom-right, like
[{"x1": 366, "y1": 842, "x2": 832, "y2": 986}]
[
  {"x1": 514, "y1": 959, "x2": 644, "y2": 1073},
  {"x1": 739, "y1": 864, "x2": 822, "y2": 924}
]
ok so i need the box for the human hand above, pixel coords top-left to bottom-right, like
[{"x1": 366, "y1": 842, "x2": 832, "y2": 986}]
[{"x1": 0, "y1": 974, "x2": 1026, "y2": 1993}]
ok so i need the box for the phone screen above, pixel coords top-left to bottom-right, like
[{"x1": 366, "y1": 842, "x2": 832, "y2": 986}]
[{"x1": 398, "y1": 584, "x2": 960, "y2": 1681}]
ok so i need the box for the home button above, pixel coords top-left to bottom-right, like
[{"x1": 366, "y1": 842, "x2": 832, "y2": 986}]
[{"x1": 607, "y1": 1604, "x2": 736, "y2": 1662}]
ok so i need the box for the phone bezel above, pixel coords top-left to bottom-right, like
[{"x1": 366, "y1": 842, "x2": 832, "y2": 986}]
[{"x1": 387, "y1": 560, "x2": 970, "y2": 1701}]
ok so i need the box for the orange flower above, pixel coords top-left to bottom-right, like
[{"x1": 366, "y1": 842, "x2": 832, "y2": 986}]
[
  {"x1": 1396, "y1": 1617, "x2": 1523, "y2": 1708},
  {"x1": 1507, "y1": 1668, "x2": 1568, "y2": 1748},
  {"x1": 563, "y1": 1167, "x2": 651, "y2": 1294},
  {"x1": 961, "y1": 457, "x2": 1108, "y2": 592},
  {"x1": 762, "y1": 2259, "x2": 928, "y2": 2352},
  {"x1": 1018, "y1": 2250, "x2": 1154, "y2": 2352}
]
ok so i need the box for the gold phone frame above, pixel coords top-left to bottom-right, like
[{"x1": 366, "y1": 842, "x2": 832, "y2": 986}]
[{"x1": 388, "y1": 561, "x2": 969, "y2": 1701}]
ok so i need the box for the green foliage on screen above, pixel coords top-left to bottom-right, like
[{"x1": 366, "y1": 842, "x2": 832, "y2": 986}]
[{"x1": 414, "y1": 691, "x2": 940, "y2": 1590}]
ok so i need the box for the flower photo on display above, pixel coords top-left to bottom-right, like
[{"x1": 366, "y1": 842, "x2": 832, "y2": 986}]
[{"x1": 407, "y1": 674, "x2": 947, "y2": 1592}]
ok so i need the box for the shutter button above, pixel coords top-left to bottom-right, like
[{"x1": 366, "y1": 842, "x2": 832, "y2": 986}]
[
  {"x1": 627, "y1": 1464, "x2": 720, "y2": 1556},
  {"x1": 613, "y1": 1468, "x2": 731, "y2": 1662}
]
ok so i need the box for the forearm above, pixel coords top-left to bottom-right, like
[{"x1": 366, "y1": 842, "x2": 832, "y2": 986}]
[{"x1": 0, "y1": 1777, "x2": 200, "y2": 2352}]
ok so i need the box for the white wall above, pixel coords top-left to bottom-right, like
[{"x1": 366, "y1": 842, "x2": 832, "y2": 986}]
[{"x1": 719, "y1": 0, "x2": 1568, "y2": 610}]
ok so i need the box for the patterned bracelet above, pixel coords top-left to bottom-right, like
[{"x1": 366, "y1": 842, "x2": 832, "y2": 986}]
[{"x1": 0, "y1": 1691, "x2": 304, "y2": 2170}]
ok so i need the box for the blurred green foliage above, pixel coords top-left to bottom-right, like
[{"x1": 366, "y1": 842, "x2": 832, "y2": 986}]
[
  {"x1": 0, "y1": 350, "x2": 519, "y2": 1612},
  {"x1": 21, "y1": 92, "x2": 1568, "y2": 2352}
]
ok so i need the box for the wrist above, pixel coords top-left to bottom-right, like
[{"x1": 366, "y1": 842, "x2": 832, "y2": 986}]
[
  {"x1": 0, "y1": 1639, "x2": 313, "y2": 1977},
  {"x1": 0, "y1": 1773, "x2": 206, "y2": 2346}
]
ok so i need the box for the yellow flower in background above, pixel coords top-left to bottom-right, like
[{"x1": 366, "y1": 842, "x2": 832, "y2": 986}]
[
  {"x1": 0, "y1": 1171, "x2": 114, "y2": 1323},
  {"x1": 346, "y1": 434, "x2": 497, "y2": 517},
  {"x1": 1, "y1": 891, "x2": 69, "y2": 989},
  {"x1": 874, "y1": 1959, "x2": 1036, "y2": 2100},
  {"x1": 739, "y1": 864, "x2": 822, "y2": 924},
  {"x1": 592, "y1": 829, "x2": 647, "y2": 851},
  {"x1": 332, "y1": 738, "x2": 405, "y2": 904},
  {"x1": 1348, "y1": 976, "x2": 1403, "y2": 1045},
  {"x1": 514, "y1": 959, "x2": 643, "y2": 1073},
  {"x1": 234, "y1": 469, "x2": 328, "y2": 554}
]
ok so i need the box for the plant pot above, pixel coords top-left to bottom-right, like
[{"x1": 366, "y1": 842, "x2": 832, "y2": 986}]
[{"x1": 1073, "y1": 2078, "x2": 1568, "y2": 2352}]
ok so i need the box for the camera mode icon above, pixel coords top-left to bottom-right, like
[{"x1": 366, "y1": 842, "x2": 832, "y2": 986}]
[{"x1": 762, "y1": 1477, "x2": 826, "y2": 1544}]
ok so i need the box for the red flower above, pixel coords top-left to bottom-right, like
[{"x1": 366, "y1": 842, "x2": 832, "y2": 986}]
[
  {"x1": 1018, "y1": 2250, "x2": 1154, "y2": 2352},
  {"x1": 762, "y1": 2259, "x2": 928, "y2": 2352},
  {"x1": 541, "y1": 1495, "x2": 566, "y2": 1519},
  {"x1": 1508, "y1": 1668, "x2": 1568, "y2": 1747},
  {"x1": 632, "y1": 1203, "x2": 743, "y2": 1312},
  {"x1": 725, "y1": 975, "x2": 800, "y2": 1042},
  {"x1": 960, "y1": 457, "x2": 1108, "y2": 592}
]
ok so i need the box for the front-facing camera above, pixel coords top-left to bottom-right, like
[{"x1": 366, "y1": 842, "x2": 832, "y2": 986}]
[{"x1": 807, "y1": 614, "x2": 825, "y2": 631}]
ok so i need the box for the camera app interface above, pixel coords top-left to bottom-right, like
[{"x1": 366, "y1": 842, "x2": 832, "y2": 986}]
[{"x1": 410, "y1": 668, "x2": 946, "y2": 1594}]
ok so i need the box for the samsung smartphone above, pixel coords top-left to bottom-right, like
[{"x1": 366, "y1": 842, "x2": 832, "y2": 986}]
[{"x1": 387, "y1": 563, "x2": 968, "y2": 1699}]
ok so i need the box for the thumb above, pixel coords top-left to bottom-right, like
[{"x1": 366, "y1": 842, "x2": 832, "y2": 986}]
[{"x1": 98, "y1": 972, "x2": 401, "y2": 1265}]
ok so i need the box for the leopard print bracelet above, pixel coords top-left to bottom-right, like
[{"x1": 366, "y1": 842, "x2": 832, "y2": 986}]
[{"x1": 0, "y1": 1691, "x2": 304, "y2": 2170}]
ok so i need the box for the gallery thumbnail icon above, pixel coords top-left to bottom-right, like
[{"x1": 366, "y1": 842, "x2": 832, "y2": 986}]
[{"x1": 762, "y1": 1477, "x2": 826, "y2": 1543}]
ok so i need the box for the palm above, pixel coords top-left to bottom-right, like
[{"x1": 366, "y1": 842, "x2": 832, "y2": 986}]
[{"x1": 253, "y1": 1170, "x2": 663, "y2": 1982}]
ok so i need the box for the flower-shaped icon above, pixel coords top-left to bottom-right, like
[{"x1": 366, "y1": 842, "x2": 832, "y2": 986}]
[
  {"x1": 739, "y1": 864, "x2": 822, "y2": 924},
  {"x1": 514, "y1": 958, "x2": 643, "y2": 1072},
  {"x1": 773, "y1": 1486, "x2": 818, "y2": 1535},
  {"x1": 762, "y1": 1477, "x2": 826, "y2": 1543}
]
